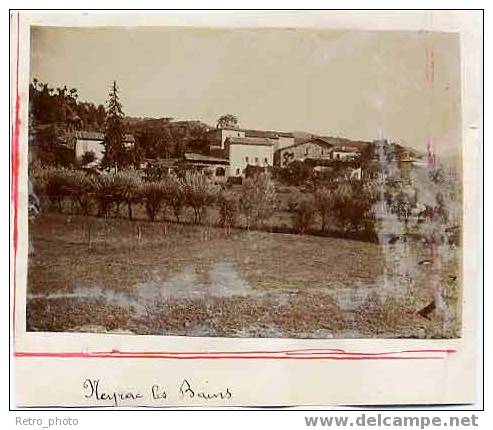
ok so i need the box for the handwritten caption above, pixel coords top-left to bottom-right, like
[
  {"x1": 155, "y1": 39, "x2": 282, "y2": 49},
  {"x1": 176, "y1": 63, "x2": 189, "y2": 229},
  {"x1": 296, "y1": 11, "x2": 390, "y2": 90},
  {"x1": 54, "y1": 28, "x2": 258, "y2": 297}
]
[{"x1": 83, "y1": 378, "x2": 232, "y2": 406}]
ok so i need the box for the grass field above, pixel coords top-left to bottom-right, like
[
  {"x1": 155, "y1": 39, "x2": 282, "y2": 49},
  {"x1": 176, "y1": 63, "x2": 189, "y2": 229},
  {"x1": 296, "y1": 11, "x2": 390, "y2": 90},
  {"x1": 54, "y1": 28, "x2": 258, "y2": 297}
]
[{"x1": 26, "y1": 213, "x2": 459, "y2": 338}]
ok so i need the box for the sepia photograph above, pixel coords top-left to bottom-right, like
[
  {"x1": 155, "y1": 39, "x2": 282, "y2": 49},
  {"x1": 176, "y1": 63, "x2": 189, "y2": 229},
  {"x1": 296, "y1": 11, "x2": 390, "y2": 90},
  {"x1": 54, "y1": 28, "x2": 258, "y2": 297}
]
[{"x1": 26, "y1": 24, "x2": 462, "y2": 340}]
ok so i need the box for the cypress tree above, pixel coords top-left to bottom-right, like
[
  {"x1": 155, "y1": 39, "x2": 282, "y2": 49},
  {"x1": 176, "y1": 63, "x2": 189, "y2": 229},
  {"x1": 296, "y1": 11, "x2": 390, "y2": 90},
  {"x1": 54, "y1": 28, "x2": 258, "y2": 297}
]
[{"x1": 102, "y1": 81, "x2": 127, "y2": 171}]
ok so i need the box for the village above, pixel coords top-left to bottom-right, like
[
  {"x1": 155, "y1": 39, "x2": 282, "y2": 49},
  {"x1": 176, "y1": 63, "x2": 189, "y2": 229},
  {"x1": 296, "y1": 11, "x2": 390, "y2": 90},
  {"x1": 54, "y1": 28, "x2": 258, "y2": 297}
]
[
  {"x1": 69, "y1": 118, "x2": 413, "y2": 183},
  {"x1": 27, "y1": 75, "x2": 461, "y2": 340}
]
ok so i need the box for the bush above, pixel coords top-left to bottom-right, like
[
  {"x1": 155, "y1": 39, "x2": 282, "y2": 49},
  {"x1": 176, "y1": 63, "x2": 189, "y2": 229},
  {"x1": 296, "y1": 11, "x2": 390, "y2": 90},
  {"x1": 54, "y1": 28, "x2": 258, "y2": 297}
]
[
  {"x1": 43, "y1": 167, "x2": 73, "y2": 213},
  {"x1": 182, "y1": 172, "x2": 218, "y2": 224},
  {"x1": 227, "y1": 176, "x2": 243, "y2": 186},
  {"x1": 280, "y1": 160, "x2": 314, "y2": 186},
  {"x1": 30, "y1": 162, "x2": 55, "y2": 199},
  {"x1": 141, "y1": 180, "x2": 167, "y2": 221},
  {"x1": 291, "y1": 195, "x2": 316, "y2": 234},
  {"x1": 80, "y1": 151, "x2": 96, "y2": 166},
  {"x1": 217, "y1": 190, "x2": 239, "y2": 228},
  {"x1": 285, "y1": 190, "x2": 302, "y2": 212},
  {"x1": 239, "y1": 172, "x2": 277, "y2": 229},
  {"x1": 332, "y1": 181, "x2": 376, "y2": 235},
  {"x1": 313, "y1": 187, "x2": 333, "y2": 232},
  {"x1": 143, "y1": 162, "x2": 170, "y2": 182},
  {"x1": 92, "y1": 174, "x2": 120, "y2": 218},
  {"x1": 164, "y1": 174, "x2": 186, "y2": 223},
  {"x1": 113, "y1": 170, "x2": 143, "y2": 220},
  {"x1": 64, "y1": 170, "x2": 95, "y2": 215},
  {"x1": 244, "y1": 164, "x2": 265, "y2": 179}
]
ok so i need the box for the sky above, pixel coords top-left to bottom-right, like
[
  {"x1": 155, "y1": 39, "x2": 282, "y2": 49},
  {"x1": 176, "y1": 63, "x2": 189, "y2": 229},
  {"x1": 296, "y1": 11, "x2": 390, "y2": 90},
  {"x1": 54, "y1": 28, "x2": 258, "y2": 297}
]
[{"x1": 30, "y1": 26, "x2": 461, "y2": 154}]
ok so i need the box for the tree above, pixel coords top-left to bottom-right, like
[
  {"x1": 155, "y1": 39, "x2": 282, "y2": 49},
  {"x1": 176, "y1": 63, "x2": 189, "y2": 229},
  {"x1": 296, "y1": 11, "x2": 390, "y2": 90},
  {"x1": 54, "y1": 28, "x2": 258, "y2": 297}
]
[
  {"x1": 217, "y1": 190, "x2": 239, "y2": 229},
  {"x1": 239, "y1": 172, "x2": 277, "y2": 229},
  {"x1": 164, "y1": 175, "x2": 186, "y2": 223},
  {"x1": 182, "y1": 172, "x2": 218, "y2": 224},
  {"x1": 292, "y1": 195, "x2": 316, "y2": 234},
  {"x1": 216, "y1": 114, "x2": 239, "y2": 129},
  {"x1": 313, "y1": 187, "x2": 333, "y2": 233},
  {"x1": 282, "y1": 160, "x2": 313, "y2": 186},
  {"x1": 102, "y1": 81, "x2": 128, "y2": 171},
  {"x1": 142, "y1": 181, "x2": 167, "y2": 221}
]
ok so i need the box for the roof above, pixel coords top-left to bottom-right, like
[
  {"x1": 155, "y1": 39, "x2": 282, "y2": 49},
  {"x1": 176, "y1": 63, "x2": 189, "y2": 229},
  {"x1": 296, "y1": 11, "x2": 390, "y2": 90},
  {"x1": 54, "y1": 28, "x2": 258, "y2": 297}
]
[
  {"x1": 170, "y1": 120, "x2": 212, "y2": 130},
  {"x1": 278, "y1": 138, "x2": 333, "y2": 152},
  {"x1": 332, "y1": 146, "x2": 362, "y2": 153},
  {"x1": 209, "y1": 127, "x2": 294, "y2": 139},
  {"x1": 277, "y1": 131, "x2": 294, "y2": 138},
  {"x1": 317, "y1": 136, "x2": 369, "y2": 150},
  {"x1": 75, "y1": 130, "x2": 135, "y2": 143},
  {"x1": 207, "y1": 127, "x2": 241, "y2": 133},
  {"x1": 226, "y1": 137, "x2": 274, "y2": 146},
  {"x1": 145, "y1": 158, "x2": 180, "y2": 167},
  {"x1": 278, "y1": 136, "x2": 370, "y2": 152},
  {"x1": 183, "y1": 152, "x2": 229, "y2": 164},
  {"x1": 244, "y1": 129, "x2": 278, "y2": 139}
]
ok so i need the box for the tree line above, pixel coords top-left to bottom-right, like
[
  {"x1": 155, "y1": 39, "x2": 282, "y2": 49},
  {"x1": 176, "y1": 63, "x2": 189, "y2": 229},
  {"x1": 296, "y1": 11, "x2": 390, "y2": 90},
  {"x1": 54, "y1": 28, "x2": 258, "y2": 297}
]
[
  {"x1": 31, "y1": 165, "x2": 379, "y2": 241},
  {"x1": 29, "y1": 79, "x2": 217, "y2": 168}
]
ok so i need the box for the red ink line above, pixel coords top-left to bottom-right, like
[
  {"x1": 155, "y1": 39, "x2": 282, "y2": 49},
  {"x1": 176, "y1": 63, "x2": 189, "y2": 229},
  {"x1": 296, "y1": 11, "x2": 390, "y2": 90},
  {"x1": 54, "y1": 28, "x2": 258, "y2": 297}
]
[
  {"x1": 13, "y1": 351, "x2": 446, "y2": 360},
  {"x1": 14, "y1": 348, "x2": 456, "y2": 361},
  {"x1": 88, "y1": 348, "x2": 456, "y2": 357}
]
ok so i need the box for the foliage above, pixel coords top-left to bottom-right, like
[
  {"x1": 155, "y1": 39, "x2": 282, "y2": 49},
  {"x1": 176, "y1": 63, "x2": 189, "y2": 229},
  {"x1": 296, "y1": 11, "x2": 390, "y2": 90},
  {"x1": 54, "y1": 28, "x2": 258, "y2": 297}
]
[
  {"x1": 217, "y1": 190, "x2": 239, "y2": 228},
  {"x1": 113, "y1": 170, "x2": 143, "y2": 219},
  {"x1": 29, "y1": 79, "x2": 106, "y2": 167},
  {"x1": 30, "y1": 163, "x2": 57, "y2": 198},
  {"x1": 102, "y1": 81, "x2": 129, "y2": 171},
  {"x1": 164, "y1": 175, "x2": 186, "y2": 223},
  {"x1": 64, "y1": 170, "x2": 95, "y2": 215},
  {"x1": 239, "y1": 172, "x2": 277, "y2": 229},
  {"x1": 130, "y1": 119, "x2": 210, "y2": 160},
  {"x1": 80, "y1": 151, "x2": 96, "y2": 166},
  {"x1": 291, "y1": 195, "x2": 316, "y2": 234},
  {"x1": 244, "y1": 164, "x2": 268, "y2": 179},
  {"x1": 92, "y1": 174, "x2": 120, "y2": 218},
  {"x1": 141, "y1": 181, "x2": 167, "y2": 221},
  {"x1": 331, "y1": 180, "x2": 377, "y2": 236},
  {"x1": 216, "y1": 114, "x2": 239, "y2": 129},
  {"x1": 34, "y1": 167, "x2": 94, "y2": 214},
  {"x1": 313, "y1": 186, "x2": 333, "y2": 232},
  {"x1": 285, "y1": 190, "x2": 302, "y2": 213},
  {"x1": 278, "y1": 160, "x2": 314, "y2": 186},
  {"x1": 29, "y1": 124, "x2": 74, "y2": 167},
  {"x1": 30, "y1": 163, "x2": 381, "y2": 242},
  {"x1": 42, "y1": 169, "x2": 63, "y2": 212},
  {"x1": 182, "y1": 172, "x2": 218, "y2": 224}
]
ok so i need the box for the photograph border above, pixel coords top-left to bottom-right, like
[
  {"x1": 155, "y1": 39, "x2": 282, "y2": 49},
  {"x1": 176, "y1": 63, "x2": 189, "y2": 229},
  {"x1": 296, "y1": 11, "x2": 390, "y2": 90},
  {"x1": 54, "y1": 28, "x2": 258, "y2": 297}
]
[{"x1": 9, "y1": 8, "x2": 484, "y2": 410}]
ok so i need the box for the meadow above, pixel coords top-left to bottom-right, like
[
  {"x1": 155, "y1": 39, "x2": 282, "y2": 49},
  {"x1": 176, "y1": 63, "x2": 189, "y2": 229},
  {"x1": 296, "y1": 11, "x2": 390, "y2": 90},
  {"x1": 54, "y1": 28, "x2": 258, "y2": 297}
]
[{"x1": 27, "y1": 212, "x2": 456, "y2": 338}]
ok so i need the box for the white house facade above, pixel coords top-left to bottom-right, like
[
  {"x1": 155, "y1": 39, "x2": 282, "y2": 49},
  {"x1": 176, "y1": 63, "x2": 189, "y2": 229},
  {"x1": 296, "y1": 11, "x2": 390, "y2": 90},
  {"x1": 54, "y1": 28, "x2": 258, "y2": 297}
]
[
  {"x1": 225, "y1": 137, "x2": 274, "y2": 177},
  {"x1": 208, "y1": 128, "x2": 246, "y2": 150},
  {"x1": 73, "y1": 131, "x2": 135, "y2": 164},
  {"x1": 331, "y1": 146, "x2": 361, "y2": 161}
]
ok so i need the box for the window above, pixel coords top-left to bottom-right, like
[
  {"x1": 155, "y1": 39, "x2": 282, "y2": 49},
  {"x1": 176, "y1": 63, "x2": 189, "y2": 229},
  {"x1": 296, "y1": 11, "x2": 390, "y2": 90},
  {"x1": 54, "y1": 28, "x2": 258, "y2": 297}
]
[
  {"x1": 255, "y1": 157, "x2": 259, "y2": 165},
  {"x1": 215, "y1": 167, "x2": 226, "y2": 177},
  {"x1": 236, "y1": 168, "x2": 240, "y2": 176},
  {"x1": 305, "y1": 147, "x2": 309, "y2": 156},
  {"x1": 264, "y1": 157, "x2": 268, "y2": 165},
  {"x1": 245, "y1": 156, "x2": 249, "y2": 164}
]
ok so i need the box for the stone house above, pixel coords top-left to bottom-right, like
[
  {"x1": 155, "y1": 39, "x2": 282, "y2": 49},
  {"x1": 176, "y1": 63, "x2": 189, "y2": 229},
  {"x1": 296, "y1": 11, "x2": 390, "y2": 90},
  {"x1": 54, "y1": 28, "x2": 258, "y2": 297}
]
[
  {"x1": 225, "y1": 137, "x2": 274, "y2": 177},
  {"x1": 72, "y1": 131, "x2": 135, "y2": 164}
]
